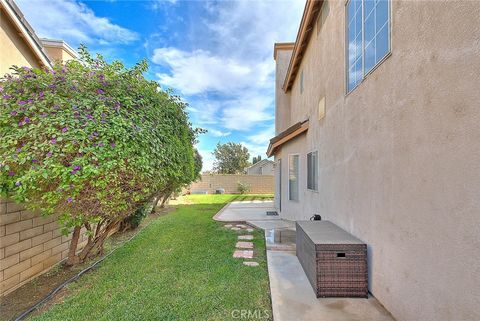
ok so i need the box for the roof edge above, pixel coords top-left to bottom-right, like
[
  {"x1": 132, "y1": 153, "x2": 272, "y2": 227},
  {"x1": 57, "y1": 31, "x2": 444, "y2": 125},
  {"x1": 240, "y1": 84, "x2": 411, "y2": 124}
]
[
  {"x1": 41, "y1": 38, "x2": 79, "y2": 59},
  {"x1": 273, "y1": 42, "x2": 295, "y2": 60},
  {"x1": 246, "y1": 159, "x2": 274, "y2": 169},
  {"x1": 282, "y1": 0, "x2": 323, "y2": 92},
  {"x1": 1, "y1": 0, "x2": 52, "y2": 68},
  {"x1": 266, "y1": 119, "x2": 309, "y2": 157}
]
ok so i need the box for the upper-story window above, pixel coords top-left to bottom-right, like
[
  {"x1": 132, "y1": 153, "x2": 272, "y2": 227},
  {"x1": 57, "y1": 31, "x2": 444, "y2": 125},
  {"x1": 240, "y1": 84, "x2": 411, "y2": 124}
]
[
  {"x1": 347, "y1": 0, "x2": 390, "y2": 93},
  {"x1": 300, "y1": 70, "x2": 304, "y2": 94}
]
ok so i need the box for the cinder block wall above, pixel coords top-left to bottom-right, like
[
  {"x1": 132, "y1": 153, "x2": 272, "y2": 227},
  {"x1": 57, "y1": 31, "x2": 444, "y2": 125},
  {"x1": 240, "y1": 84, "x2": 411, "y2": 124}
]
[
  {"x1": 0, "y1": 198, "x2": 87, "y2": 296},
  {"x1": 188, "y1": 174, "x2": 274, "y2": 194}
]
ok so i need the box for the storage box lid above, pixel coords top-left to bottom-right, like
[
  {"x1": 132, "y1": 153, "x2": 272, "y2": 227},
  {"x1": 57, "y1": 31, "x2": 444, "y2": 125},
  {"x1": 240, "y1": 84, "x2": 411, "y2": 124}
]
[{"x1": 296, "y1": 221, "x2": 364, "y2": 245}]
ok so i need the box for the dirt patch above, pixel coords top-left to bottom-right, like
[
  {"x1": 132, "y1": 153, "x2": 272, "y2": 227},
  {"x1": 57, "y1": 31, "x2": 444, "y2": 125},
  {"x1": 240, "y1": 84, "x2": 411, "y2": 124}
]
[{"x1": 0, "y1": 207, "x2": 175, "y2": 321}]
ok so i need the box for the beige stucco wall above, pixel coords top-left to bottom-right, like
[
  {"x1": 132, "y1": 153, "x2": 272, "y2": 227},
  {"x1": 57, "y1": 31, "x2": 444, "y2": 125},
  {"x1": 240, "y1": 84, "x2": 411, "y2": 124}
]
[
  {"x1": 274, "y1": 1, "x2": 480, "y2": 320},
  {"x1": 275, "y1": 49, "x2": 293, "y2": 134},
  {"x1": 43, "y1": 46, "x2": 77, "y2": 63},
  {"x1": 0, "y1": 8, "x2": 41, "y2": 76},
  {"x1": 189, "y1": 174, "x2": 274, "y2": 194}
]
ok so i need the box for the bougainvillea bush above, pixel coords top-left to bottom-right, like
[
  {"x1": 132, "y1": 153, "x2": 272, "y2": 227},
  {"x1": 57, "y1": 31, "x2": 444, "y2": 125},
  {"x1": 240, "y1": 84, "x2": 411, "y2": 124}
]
[{"x1": 0, "y1": 46, "x2": 201, "y2": 264}]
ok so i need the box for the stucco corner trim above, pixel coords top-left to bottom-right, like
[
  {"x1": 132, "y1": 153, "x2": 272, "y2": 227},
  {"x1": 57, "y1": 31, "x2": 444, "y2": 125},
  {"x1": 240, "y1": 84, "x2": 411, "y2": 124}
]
[{"x1": 274, "y1": 42, "x2": 295, "y2": 60}]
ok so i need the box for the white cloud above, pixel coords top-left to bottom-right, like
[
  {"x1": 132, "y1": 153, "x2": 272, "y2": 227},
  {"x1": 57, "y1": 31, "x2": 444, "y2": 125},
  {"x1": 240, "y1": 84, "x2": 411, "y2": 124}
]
[
  {"x1": 150, "y1": 0, "x2": 304, "y2": 132},
  {"x1": 247, "y1": 125, "x2": 275, "y2": 145},
  {"x1": 240, "y1": 125, "x2": 275, "y2": 160},
  {"x1": 197, "y1": 148, "x2": 215, "y2": 172},
  {"x1": 240, "y1": 141, "x2": 270, "y2": 161},
  {"x1": 220, "y1": 94, "x2": 274, "y2": 131},
  {"x1": 148, "y1": 0, "x2": 304, "y2": 169},
  {"x1": 153, "y1": 48, "x2": 264, "y2": 96},
  {"x1": 208, "y1": 129, "x2": 231, "y2": 137},
  {"x1": 203, "y1": 0, "x2": 304, "y2": 60},
  {"x1": 16, "y1": 0, "x2": 138, "y2": 46},
  {"x1": 151, "y1": 0, "x2": 178, "y2": 10}
]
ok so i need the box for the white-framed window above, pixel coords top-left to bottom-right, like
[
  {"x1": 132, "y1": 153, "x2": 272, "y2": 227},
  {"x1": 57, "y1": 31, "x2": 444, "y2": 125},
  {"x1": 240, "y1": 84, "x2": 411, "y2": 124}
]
[
  {"x1": 300, "y1": 70, "x2": 304, "y2": 94},
  {"x1": 288, "y1": 154, "x2": 299, "y2": 201},
  {"x1": 346, "y1": 0, "x2": 390, "y2": 93},
  {"x1": 307, "y1": 151, "x2": 318, "y2": 191}
]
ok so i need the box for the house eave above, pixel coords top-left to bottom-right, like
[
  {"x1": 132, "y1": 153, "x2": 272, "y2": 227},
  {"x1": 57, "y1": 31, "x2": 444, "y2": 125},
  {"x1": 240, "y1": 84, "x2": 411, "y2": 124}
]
[
  {"x1": 282, "y1": 0, "x2": 323, "y2": 92},
  {"x1": 1, "y1": 0, "x2": 52, "y2": 68},
  {"x1": 266, "y1": 120, "x2": 309, "y2": 157}
]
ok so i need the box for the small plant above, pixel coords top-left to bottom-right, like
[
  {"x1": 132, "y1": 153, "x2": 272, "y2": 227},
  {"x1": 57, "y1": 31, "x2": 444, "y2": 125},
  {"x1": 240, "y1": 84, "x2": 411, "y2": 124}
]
[{"x1": 237, "y1": 182, "x2": 251, "y2": 194}]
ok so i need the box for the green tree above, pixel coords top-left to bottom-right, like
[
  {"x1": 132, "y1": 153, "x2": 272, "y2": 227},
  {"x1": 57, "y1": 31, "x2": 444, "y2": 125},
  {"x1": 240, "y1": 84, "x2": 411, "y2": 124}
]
[
  {"x1": 193, "y1": 148, "x2": 203, "y2": 180},
  {"x1": 0, "y1": 46, "x2": 201, "y2": 264},
  {"x1": 213, "y1": 142, "x2": 250, "y2": 174},
  {"x1": 252, "y1": 155, "x2": 262, "y2": 164}
]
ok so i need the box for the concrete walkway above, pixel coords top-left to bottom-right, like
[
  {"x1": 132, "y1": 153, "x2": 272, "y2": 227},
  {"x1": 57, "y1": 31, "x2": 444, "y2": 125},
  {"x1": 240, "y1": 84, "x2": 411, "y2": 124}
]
[
  {"x1": 268, "y1": 251, "x2": 394, "y2": 321},
  {"x1": 214, "y1": 200, "x2": 280, "y2": 222},
  {"x1": 214, "y1": 200, "x2": 395, "y2": 321}
]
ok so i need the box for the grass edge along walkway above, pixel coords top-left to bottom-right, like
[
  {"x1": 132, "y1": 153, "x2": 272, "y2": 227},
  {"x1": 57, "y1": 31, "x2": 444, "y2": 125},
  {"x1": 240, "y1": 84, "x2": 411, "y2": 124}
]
[{"x1": 30, "y1": 194, "x2": 273, "y2": 321}]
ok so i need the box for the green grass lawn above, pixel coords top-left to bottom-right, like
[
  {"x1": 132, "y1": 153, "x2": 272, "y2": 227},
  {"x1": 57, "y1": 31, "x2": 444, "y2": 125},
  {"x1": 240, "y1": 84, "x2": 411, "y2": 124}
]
[{"x1": 30, "y1": 194, "x2": 273, "y2": 321}]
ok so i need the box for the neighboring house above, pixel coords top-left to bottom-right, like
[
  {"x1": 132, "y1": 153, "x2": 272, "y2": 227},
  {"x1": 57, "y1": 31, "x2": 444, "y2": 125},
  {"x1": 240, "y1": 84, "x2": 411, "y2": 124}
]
[
  {"x1": 0, "y1": 0, "x2": 77, "y2": 77},
  {"x1": 245, "y1": 159, "x2": 274, "y2": 175},
  {"x1": 40, "y1": 38, "x2": 78, "y2": 63},
  {"x1": 0, "y1": 0, "x2": 81, "y2": 297},
  {"x1": 268, "y1": 1, "x2": 479, "y2": 321},
  {"x1": 0, "y1": 0, "x2": 51, "y2": 75}
]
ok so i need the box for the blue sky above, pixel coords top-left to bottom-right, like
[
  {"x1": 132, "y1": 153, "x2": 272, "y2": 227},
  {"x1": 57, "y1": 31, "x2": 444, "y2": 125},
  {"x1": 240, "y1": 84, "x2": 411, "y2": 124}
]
[{"x1": 17, "y1": 0, "x2": 304, "y2": 170}]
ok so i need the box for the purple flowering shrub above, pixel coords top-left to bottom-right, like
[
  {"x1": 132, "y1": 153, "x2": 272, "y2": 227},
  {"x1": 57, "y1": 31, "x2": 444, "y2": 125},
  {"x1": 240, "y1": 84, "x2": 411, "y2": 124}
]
[{"x1": 0, "y1": 46, "x2": 201, "y2": 264}]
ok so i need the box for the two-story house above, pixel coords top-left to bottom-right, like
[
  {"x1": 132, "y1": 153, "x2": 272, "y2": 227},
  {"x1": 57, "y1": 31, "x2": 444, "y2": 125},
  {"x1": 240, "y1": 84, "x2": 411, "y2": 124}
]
[{"x1": 267, "y1": 0, "x2": 480, "y2": 320}]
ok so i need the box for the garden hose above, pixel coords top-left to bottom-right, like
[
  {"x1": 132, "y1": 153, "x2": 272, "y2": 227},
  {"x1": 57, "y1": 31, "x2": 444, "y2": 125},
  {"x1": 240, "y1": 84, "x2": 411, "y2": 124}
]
[{"x1": 13, "y1": 226, "x2": 144, "y2": 321}]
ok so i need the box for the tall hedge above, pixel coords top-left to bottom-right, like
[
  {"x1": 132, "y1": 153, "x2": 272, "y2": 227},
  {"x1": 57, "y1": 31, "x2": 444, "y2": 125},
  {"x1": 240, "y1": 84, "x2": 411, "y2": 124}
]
[{"x1": 0, "y1": 46, "x2": 200, "y2": 264}]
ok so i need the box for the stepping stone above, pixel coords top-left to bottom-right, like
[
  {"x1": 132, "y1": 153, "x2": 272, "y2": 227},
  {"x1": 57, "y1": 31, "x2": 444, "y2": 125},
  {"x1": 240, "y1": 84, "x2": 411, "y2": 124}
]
[
  {"x1": 246, "y1": 228, "x2": 254, "y2": 232},
  {"x1": 236, "y1": 224, "x2": 247, "y2": 228},
  {"x1": 238, "y1": 235, "x2": 254, "y2": 240},
  {"x1": 224, "y1": 224, "x2": 233, "y2": 228},
  {"x1": 236, "y1": 241, "x2": 254, "y2": 249},
  {"x1": 233, "y1": 250, "x2": 253, "y2": 259},
  {"x1": 231, "y1": 227, "x2": 241, "y2": 231},
  {"x1": 243, "y1": 261, "x2": 259, "y2": 267}
]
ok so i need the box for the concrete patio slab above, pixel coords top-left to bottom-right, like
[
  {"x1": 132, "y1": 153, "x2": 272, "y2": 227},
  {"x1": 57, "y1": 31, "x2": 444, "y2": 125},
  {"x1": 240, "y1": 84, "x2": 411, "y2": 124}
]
[
  {"x1": 214, "y1": 201, "x2": 279, "y2": 222},
  {"x1": 267, "y1": 251, "x2": 394, "y2": 321},
  {"x1": 248, "y1": 220, "x2": 295, "y2": 230},
  {"x1": 214, "y1": 201, "x2": 395, "y2": 320},
  {"x1": 229, "y1": 200, "x2": 274, "y2": 207}
]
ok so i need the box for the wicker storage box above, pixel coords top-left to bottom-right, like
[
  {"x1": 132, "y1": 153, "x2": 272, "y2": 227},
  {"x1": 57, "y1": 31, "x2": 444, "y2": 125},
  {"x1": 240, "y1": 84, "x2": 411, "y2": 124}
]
[{"x1": 296, "y1": 221, "x2": 368, "y2": 298}]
